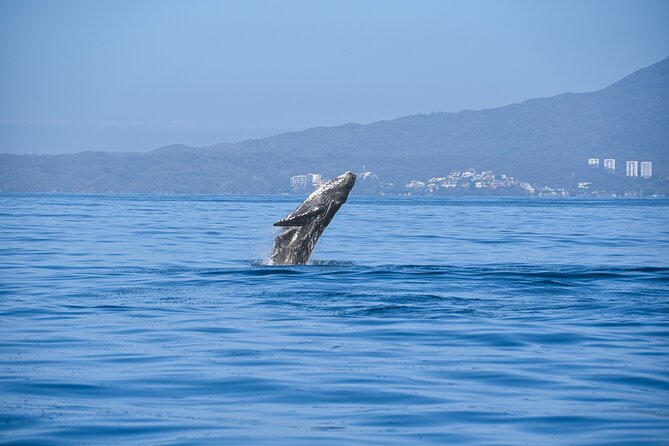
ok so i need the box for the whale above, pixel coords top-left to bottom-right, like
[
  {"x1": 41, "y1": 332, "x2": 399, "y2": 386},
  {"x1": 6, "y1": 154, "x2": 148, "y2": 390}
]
[{"x1": 270, "y1": 171, "x2": 356, "y2": 265}]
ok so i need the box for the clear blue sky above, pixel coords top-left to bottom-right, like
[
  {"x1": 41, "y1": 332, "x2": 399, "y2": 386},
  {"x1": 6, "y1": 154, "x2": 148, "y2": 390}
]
[{"x1": 1, "y1": 0, "x2": 668, "y2": 153}]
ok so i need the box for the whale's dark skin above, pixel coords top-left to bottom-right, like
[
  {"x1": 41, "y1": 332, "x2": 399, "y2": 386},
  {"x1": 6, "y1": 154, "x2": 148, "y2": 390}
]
[{"x1": 270, "y1": 172, "x2": 356, "y2": 265}]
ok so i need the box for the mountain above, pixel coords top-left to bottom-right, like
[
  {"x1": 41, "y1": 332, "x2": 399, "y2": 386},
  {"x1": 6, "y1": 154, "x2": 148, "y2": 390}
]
[{"x1": 1, "y1": 58, "x2": 668, "y2": 194}]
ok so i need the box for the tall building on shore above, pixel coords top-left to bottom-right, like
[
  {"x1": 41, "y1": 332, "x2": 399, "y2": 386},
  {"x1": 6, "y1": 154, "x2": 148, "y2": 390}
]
[
  {"x1": 588, "y1": 158, "x2": 600, "y2": 168},
  {"x1": 290, "y1": 173, "x2": 324, "y2": 191},
  {"x1": 626, "y1": 161, "x2": 639, "y2": 177},
  {"x1": 289, "y1": 175, "x2": 308, "y2": 188},
  {"x1": 640, "y1": 162, "x2": 653, "y2": 178},
  {"x1": 308, "y1": 173, "x2": 323, "y2": 187},
  {"x1": 604, "y1": 159, "x2": 616, "y2": 171}
]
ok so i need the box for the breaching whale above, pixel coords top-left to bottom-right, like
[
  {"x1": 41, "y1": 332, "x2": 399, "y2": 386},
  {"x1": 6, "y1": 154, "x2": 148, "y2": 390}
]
[{"x1": 270, "y1": 171, "x2": 356, "y2": 265}]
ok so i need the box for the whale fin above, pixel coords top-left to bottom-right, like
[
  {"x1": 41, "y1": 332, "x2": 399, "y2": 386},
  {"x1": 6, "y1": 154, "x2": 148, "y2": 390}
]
[{"x1": 273, "y1": 207, "x2": 325, "y2": 226}]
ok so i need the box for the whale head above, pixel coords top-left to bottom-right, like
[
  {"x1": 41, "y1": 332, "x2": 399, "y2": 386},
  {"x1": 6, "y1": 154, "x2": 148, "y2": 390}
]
[
  {"x1": 317, "y1": 171, "x2": 356, "y2": 208},
  {"x1": 273, "y1": 171, "x2": 356, "y2": 228}
]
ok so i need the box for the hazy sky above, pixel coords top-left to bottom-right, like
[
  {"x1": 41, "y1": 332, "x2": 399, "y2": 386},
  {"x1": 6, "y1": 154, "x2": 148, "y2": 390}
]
[{"x1": 1, "y1": 0, "x2": 668, "y2": 154}]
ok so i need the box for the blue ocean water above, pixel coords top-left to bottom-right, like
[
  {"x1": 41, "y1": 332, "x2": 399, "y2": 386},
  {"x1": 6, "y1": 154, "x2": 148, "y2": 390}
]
[{"x1": 1, "y1": 194, "x2": 668, "y2": 445}]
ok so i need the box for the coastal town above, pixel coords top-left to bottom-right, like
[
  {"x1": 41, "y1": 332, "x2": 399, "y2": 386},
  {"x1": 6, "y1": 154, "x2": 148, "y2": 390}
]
[
  {"x1": 288, "y1": 158, "x2": 658, "y2": 197},
  {"x1": 290, "y1": 169, "x2": 540, "y2": 196}
]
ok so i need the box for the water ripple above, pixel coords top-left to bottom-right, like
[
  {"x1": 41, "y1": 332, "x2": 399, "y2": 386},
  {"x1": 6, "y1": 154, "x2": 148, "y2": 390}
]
[{"x1": 1, "y1": 195, "x2": 668, "y2": 445}]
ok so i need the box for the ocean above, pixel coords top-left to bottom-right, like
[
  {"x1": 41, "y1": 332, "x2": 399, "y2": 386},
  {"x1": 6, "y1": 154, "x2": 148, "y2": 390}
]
[{"x1": 1, "y1": 194, "x2": 668, "y2": 445}]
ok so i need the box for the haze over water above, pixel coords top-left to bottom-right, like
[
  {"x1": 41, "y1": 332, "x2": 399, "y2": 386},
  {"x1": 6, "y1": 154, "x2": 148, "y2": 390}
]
[{"x1": 1, "y1": 194, "x2": 668, "y2": 445}]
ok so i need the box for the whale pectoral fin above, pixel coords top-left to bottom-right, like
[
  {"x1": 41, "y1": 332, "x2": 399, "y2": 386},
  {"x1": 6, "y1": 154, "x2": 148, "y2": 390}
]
[{"x1": 273, "y1": 207, "x2": 325, "y2": 226}]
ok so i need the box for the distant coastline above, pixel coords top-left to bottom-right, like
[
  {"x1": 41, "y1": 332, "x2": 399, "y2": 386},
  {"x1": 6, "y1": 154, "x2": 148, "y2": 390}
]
[
  {"x1": 1, "y1": 191, "x2": 666, "y2": 199},
  {"x1": 1, "y1": 58, "x2": 667, "y2": 196}
]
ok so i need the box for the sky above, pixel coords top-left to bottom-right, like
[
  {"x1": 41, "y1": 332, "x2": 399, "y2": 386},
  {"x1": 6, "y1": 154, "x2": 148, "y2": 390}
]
[{"x1": 1, "y1": 0, "x2": 668, "y2": 154}]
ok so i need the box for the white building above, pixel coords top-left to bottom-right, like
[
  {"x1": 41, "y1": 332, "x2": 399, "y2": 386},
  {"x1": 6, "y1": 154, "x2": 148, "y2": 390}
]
[
  {"x1": 626, "y1": 161, "x2": 639, "y2": 177},
  {"x1": 289, "y1": 175, "x2": 308, "y2": 188},
  {"x1": 588, "y1": 158, "x2": 600, "y2": 168},
  {"x1": 290, "y1": 173, "x2": 325, "y2": 190},
  {"x1": 604, "y1": 159, "x2": 616, "y2": 171},
  {"x1": 640, "y1": 161, "x2": 653, "y2": 178},
  {"x1": 405, "y1": 180, "x2": 426, "y2": 189},
  {"x1": 308, "y1": 173, "x2": 323, "y2": 187}
]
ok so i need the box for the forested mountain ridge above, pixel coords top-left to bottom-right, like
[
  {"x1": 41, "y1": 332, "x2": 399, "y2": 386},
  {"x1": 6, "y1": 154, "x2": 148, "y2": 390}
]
[{"x1": 2, "y1": 58, "x2": 667, "y2": 194}]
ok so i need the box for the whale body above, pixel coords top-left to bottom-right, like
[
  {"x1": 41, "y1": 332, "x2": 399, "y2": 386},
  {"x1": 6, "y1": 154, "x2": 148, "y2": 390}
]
[{"x1": 270, "y1": 172, "x2": 356, "y2": 265}]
